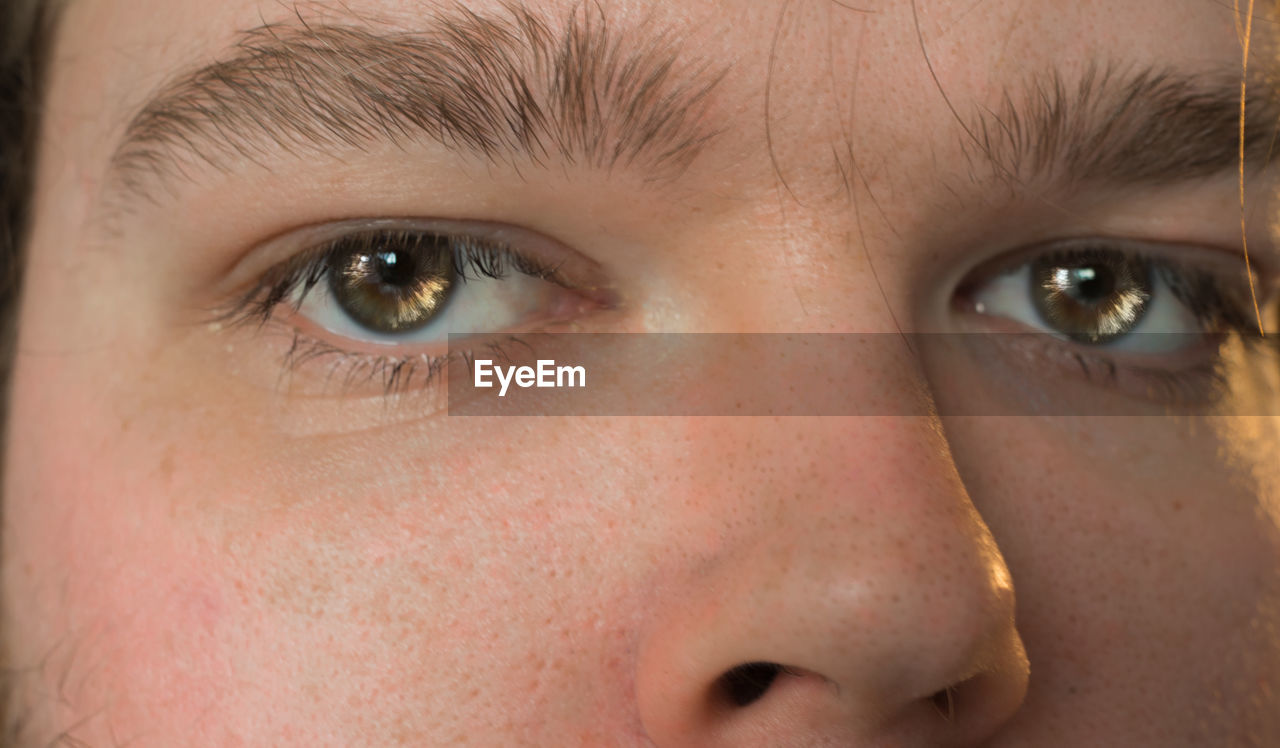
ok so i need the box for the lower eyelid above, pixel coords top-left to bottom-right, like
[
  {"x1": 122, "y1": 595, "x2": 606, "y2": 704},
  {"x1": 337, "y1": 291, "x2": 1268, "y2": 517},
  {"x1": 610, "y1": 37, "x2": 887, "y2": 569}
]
[
  {"x1": 941, "y1": 326, "x2": 1241, "y2": 412},
  {"x1": 247, "y1": 303, "x2": 624, "y2": 401}
]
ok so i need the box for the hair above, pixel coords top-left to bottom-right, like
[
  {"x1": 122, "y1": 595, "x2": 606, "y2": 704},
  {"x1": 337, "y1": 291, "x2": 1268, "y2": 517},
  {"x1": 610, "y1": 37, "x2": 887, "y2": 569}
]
[
  {"x1": 0, "y1": 0, "x2": 59, "y2": 740},
  {"x1": 1, "y1": 0, "x2": 54, "y2": 439}
]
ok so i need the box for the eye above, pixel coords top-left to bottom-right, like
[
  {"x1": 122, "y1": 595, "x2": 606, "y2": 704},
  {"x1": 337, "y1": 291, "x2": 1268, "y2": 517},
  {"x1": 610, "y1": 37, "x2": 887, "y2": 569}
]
[
  {"x1": 220, "y1": 217, "x2": 614, "y2": 391},
  {"x1": 286, "y1": 225, "x2": 609, "y2": 348},
  {"x1": 955, "y1": 240, "x2": 1269, "y2": 355}
]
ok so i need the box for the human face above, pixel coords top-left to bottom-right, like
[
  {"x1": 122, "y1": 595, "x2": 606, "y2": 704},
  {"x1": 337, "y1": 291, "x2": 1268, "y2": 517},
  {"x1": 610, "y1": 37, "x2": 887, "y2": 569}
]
[{"x1": 5, "y1": 0, "x2": 1280, "y2": 745}]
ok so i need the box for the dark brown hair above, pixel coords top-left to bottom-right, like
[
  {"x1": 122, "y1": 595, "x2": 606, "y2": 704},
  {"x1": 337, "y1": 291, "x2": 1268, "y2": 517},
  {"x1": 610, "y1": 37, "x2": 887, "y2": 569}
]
[
  {"x1": 1, "y1": 0, "x2": 53, "y2": 436},
  {"x1": 0, "y1": 1, "x2": 59, "y2": 740}
]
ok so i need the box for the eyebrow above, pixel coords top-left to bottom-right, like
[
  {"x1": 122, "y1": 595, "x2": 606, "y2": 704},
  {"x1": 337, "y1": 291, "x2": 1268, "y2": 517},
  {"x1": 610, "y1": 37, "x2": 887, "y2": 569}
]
[
  {"x1": 106, "y1": 5, "x2": 725, "y2": 200},
  {"x1": 959, "y1": 61, "x2": 1280, "y2": 192}
]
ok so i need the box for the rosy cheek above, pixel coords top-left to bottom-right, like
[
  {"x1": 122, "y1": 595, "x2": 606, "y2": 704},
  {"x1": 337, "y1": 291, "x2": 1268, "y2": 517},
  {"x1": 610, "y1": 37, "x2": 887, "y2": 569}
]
[
  {"x1": 17, "y1": 515, "x2": 244, "y2": 741},
  {"x1": 5, "y1": 358, "x2": 249, "y2": 741},
  {"x1": 93, "y1": 568, "x2": 236, "y2": 734}
]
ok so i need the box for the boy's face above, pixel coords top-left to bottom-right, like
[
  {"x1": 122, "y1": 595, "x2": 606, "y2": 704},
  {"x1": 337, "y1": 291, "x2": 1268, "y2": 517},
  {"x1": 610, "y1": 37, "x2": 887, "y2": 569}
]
[{"x1": 6, "y1": 0, "x2": 1280, "y2": 745}]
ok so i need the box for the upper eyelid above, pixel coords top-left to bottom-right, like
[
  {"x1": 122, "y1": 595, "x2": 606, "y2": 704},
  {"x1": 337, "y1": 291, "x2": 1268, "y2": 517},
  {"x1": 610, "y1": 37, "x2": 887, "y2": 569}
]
[
  {"x1": 963, "y1": 236, "x2": 1275, "y2": 284},
  {"x1": 284, "y1": 231, "x2": 547, "y2": 309},
  {"x1": 213, "y1": 217, "x2": 608, "y2": 298}
]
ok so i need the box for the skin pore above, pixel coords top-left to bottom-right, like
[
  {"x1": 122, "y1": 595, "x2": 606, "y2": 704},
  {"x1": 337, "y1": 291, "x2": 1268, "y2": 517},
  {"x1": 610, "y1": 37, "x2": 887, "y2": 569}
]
[{"x1": 4, "y1": 0, "x2": 1280, "y2": 745}]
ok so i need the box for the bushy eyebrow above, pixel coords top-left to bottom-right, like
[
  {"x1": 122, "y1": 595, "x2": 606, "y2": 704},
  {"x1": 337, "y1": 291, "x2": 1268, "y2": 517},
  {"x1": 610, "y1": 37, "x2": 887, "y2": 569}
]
[
  {"x1": 106, "y1": 4, "x2": 725, "y2": 199},
  {"x1": 962, "y1": 61, "x2": 1280, "y2": 191}
]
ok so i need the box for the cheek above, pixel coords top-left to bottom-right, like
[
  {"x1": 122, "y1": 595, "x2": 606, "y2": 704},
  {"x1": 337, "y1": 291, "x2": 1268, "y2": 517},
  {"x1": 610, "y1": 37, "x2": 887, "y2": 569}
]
[
  {"x1": 7, "y1": 351, "x2": 664, "y2": 743},
  {"x1": 4, "y1": 351, "x2": 252, "y2": 742},
  {"x1": 938, "y1": 412, "x2": 1280, "y2": 737},
  {"x1": 194, "y1": 419, "x2": 691, "y2": 742}
]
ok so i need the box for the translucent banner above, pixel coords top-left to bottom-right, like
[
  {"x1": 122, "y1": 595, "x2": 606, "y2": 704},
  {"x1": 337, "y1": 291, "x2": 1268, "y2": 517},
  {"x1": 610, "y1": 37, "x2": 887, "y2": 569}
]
[{"x1": 444, "y1": 333, "x2": 1280, "y2": 416}]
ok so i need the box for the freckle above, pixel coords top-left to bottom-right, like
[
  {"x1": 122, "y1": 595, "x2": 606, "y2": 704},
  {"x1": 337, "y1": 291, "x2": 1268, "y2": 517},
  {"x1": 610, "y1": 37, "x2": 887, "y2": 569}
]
[
  {"x1": 158, "y1": 450, "x2": 175, "y2": 481},
  {"x1": 1172, "y1": 500, "x2": 1184, "y2": 511}
]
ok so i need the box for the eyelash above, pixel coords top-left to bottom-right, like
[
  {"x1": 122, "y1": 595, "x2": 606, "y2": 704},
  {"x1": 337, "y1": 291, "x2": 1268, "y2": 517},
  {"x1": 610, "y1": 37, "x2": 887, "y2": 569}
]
[
  {"x1": 227, "y1": 229, "x2": 561, "y2": 325},
  {"x1": 217, "y1": 229, "x2": 567, "y2": 395},
  {"x1": 957, "y1": 244, "x2": 1279, "y2": 406}
]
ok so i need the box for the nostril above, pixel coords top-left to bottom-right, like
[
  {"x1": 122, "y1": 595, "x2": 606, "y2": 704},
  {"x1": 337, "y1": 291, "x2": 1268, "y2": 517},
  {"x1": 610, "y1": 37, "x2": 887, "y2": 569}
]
[
  {"x1": 716, "y1": 662, "x2": 785, "y2": 707},
  {"x1": 928, "y1": 673, "x2": 985, "y2": 724},
  {"x1": 929, "y1": 685, "x2": 958, "y2": 722}
]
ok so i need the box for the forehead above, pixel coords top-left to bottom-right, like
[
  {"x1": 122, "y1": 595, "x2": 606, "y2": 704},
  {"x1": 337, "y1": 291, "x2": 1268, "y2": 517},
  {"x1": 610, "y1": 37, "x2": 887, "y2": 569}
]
[{"x1": 58, "y1": 0, "x2": 1246, "y2": 64}]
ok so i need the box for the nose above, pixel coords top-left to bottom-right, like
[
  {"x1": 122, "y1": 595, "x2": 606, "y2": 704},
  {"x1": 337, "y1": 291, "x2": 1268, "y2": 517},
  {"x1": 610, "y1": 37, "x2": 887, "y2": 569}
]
[{"x1": 634, "y1": 416, "x2": 1029, "y2": 747}]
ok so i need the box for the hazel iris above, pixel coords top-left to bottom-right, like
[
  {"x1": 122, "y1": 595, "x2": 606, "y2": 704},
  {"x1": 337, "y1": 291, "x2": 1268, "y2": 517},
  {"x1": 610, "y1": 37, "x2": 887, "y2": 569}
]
[
  {"x1": 1031, "y1": 248, "x2": 1153, "y2": 343},
  {"x1": 328, "y1": 233, "x2": 456, "y2": 334}
]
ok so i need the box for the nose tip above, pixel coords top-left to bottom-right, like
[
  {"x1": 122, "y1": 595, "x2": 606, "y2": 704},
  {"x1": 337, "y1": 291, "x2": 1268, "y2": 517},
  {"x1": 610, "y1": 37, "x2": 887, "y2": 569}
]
[
  {"x1": 634, "y1": 541, "x2": 1029, "y2": 748},
  {"x1": 630, "y1": 412, "x2": 1031, "y2": 747}
]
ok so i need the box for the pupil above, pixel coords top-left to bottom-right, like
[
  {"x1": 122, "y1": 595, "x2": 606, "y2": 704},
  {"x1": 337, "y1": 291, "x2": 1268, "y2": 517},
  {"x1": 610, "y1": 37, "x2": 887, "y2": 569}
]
[
  {"x1": 1068, "y1": 266, "x2": 1113, "y2": 304},
  {"x1": 374, "y1": 250, "x2": 416, "y2": 287}
]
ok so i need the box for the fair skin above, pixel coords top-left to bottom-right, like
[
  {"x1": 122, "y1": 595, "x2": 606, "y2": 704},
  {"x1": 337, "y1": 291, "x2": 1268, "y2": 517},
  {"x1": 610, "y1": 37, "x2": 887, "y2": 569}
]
[{"x1": 5, "y1": 0, "x2": 1280, "y2": 745}]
